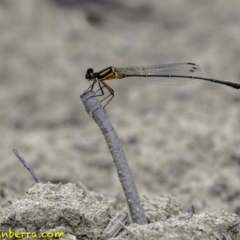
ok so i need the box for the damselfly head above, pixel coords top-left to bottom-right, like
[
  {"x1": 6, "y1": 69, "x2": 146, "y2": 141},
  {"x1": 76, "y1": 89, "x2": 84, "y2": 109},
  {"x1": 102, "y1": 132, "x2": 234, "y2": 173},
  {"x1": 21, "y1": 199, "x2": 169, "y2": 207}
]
[{"x1": 85, "y1": 68, "x2": 95, "y2": 81}]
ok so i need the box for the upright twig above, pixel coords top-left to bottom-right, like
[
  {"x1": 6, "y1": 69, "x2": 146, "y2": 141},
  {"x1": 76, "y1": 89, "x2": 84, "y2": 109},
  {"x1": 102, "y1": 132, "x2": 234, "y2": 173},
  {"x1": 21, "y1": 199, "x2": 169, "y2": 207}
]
[
  {"x1": 80, "y1": 91, "x2": 147, "y2": 225},
  {"x1": 13, "y1": 149, "x2": 41, "y2": 183}
]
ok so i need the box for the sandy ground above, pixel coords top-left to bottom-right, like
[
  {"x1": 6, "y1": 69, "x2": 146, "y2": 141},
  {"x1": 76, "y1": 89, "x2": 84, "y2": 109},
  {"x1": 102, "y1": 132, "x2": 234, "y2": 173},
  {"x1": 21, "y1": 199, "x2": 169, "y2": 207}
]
[{"x1": 0, "y1": 0, "x2": 240, "y2": 238}]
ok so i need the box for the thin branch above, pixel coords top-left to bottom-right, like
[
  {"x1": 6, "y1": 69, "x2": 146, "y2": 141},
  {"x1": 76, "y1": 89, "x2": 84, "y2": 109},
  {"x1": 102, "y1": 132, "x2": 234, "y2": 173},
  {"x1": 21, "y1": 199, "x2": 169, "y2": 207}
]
[
  {"x1": 102, "y1": 212, "x2": 130, "y2": 238},
  {"x1": 119, "y1": 222, "x2": 137, "y2": 238},
  {"x1": 77, "y1": 180, "x2": 89, "y2": 193},
  {"x1": 80, "y1": 91, "x2": 147, "y2": 225},
  {"x1": 13, "y1": 149, "x2": 41, "y2": 183}
]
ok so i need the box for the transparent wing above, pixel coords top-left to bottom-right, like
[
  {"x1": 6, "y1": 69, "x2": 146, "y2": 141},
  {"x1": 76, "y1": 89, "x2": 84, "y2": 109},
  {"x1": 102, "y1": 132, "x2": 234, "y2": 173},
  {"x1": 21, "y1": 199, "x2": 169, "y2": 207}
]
[{"x1": 116, "y1": 63, "x2": 203, "y2": 85}]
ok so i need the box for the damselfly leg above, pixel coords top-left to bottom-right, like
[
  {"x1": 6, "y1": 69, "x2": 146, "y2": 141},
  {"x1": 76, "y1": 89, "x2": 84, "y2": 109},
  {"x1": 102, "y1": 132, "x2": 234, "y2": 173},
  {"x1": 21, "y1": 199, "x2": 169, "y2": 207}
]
[
  {"x1": 93, "y1": 81, "x2": 114, "y2": 108},
  {"x1": 99, "y1": 81, "x2": 114, "y2": 108},
  {"x1": 84, "y1": 79, "x2": 115, "y2": 109},
  {"x1": 82, "y1": 81, "x2": 96, "y2": 96}
]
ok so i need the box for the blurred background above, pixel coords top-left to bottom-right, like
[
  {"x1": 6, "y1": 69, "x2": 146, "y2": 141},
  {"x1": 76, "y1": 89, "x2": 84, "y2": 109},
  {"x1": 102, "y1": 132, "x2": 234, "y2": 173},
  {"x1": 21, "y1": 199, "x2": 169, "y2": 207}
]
[{"x1": 0, "y1": 0, "x2": 240, "y2": 214}]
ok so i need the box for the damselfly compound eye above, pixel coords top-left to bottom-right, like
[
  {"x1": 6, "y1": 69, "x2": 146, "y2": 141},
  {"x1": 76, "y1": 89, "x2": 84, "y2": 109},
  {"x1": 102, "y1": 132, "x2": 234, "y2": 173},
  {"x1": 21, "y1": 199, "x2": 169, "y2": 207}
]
[{"x1": 85, "y1": 68, "x2": 94, "y2": 80}]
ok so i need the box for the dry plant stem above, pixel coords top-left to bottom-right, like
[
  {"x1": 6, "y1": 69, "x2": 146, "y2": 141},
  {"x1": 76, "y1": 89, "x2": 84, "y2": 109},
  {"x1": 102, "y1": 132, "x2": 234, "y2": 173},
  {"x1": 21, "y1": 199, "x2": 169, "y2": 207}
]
[
  {"x1": 13, "y1": 149, "x2": 41, "y2": 183},
  {"x1": 80, "y1": 91, "x2": 147, "y2": 225}
]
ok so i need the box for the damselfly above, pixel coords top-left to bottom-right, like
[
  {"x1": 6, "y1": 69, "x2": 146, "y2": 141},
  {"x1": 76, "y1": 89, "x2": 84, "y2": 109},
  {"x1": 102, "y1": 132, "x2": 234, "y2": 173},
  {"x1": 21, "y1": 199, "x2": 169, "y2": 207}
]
[{"x1": 85, "y1": 62, "x2": 240, "y2": 108}]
